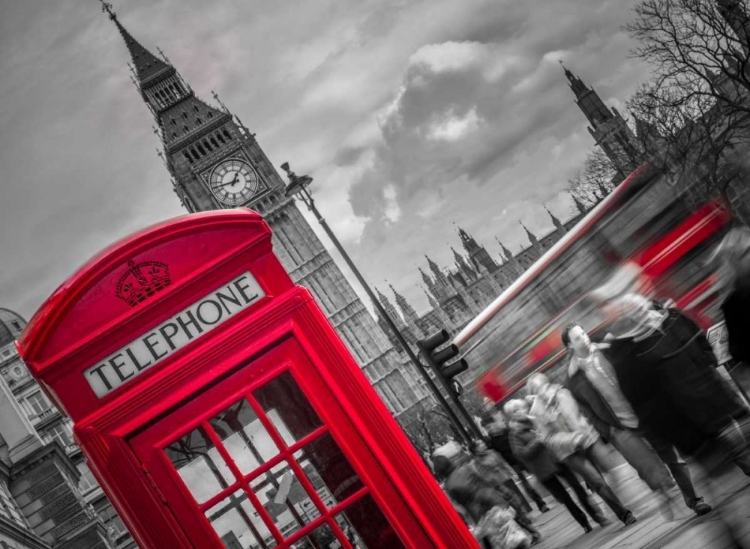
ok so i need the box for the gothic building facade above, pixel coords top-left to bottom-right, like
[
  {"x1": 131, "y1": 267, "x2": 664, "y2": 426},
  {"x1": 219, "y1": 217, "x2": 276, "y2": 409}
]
[
  {"x1": 375, "y1": 202, "x2": 592, "y2": 357},
  {"x1": 100, "y1": 5, "x2": 428, "y2": 430},
  {"x1": 562, "y1": 66, "x2": 645, "y2": 182},
  {"x1": 373, "y1": 68, "x2": 627, "y2": 366},
  {"x1": 0, "y1": 309, "x2": 126, "y2": 549}
]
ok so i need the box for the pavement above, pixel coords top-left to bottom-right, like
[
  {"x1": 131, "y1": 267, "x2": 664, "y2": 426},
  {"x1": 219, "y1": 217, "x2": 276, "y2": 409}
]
[{"x1": 526, "y1": 458, "x2": 750, "y2": 549}]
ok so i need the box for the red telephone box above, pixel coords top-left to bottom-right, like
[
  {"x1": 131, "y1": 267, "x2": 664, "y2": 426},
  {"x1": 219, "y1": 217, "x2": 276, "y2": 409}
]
[{"x1": 16, "y1": 210, "x2": 477, "y2": 549}]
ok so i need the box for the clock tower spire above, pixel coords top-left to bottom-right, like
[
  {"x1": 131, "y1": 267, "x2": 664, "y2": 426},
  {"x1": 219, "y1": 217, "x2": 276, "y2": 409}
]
[{"x1": 99, "y1": 3, "x2": 426, "y2": 427}]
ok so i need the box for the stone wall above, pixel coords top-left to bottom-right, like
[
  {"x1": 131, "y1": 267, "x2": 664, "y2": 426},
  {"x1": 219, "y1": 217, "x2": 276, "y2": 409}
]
[{"x1": 8, "y1": 445, "x2": 111, "y2": 549}]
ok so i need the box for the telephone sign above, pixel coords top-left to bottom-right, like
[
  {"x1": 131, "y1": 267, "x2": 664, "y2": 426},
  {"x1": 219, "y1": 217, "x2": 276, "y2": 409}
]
[{"x1": 17, "y1": 210, "x2": 477, "y2": 549}]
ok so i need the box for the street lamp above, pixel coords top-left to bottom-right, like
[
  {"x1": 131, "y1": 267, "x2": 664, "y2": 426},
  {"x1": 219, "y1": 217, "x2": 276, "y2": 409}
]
[{"x1": 281, "y1": 162, "x2": 473, "y2": 444}]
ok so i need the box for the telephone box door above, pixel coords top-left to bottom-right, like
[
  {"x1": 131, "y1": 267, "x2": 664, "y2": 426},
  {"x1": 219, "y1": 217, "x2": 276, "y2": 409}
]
[{"x1": 130, "y1": 338, "x2": 422, "y2": 549}]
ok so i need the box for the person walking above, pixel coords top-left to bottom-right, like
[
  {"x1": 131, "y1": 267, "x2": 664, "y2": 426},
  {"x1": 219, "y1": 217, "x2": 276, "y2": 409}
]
[
  {"x1": 526, "y1": 373, "x2": 637, "y2": 526},
  {"x1": 561, "y1": 322, "x2": 712, "y2": 516},
  {"x1": 505, "y1": 398, "x2": 606, "y2": 534},
  {"x1": 470, "y1": 439, "x2": 537, "y2": 519},
  {"x1": 483, "y1": 414, "x2": 549, "y2": 514},
  {"x1": 432, "y1": 445, "x2": 541, "y2": 547},
  {"x1": 598, "y1": 292, "x2": 750, "y2": 546}
]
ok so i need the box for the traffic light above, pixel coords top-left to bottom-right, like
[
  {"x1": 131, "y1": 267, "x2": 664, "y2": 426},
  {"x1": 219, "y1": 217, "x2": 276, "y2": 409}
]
[{"x1": 416, "y1": 329, "x2": 468, "y2": 397}]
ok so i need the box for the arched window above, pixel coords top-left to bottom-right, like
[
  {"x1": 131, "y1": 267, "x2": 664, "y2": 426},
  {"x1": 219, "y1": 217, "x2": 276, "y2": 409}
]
[
  {"x1": 216, "y1": 132, "x2": 226, "y2": 144},
  {"x1": 203, "y1": 139, "x2": 212, "y2": 152},
  {"x1": 193, "y1": 105, "x2": 199, "y2": 113},
  {"x1": 196, "y1": 118, "x2": 203, "y2": 125},
  {"x1": 191, "y1": 148, "x2": 200, "y2": 161},
  {"x1": 170, "y1": 119, "x2": 176, "y2": 126},
  {"x1": 182, "y1": 112, "x2": 188, "y2": 119},
  {"x1": 172, "y1": 132, "x2": 178, "y2": 138},
  {"x1": 210, "y1": 137, "x2": 219, "y2": 148},
  {"x1": 183, "y1": 152, "x2": 193, "y2": 164},
  {"x1": 183, "y1": 125, "x2": 190, "y2": 133},
  {"x1": 197, "y1": 144, "x2": 206, "y2": 156},
  {"x1": 207, "y1": 111, "x2": 214, "y2": 119},
  {"x1": 223, "y1": 129, "x2": 231, "y2": 140}
]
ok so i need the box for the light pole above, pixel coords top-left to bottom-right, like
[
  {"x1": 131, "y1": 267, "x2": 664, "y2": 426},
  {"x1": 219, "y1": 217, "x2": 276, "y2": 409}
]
[{"x1": 281, "y1": 162, "x2": 473, "y2": 445}]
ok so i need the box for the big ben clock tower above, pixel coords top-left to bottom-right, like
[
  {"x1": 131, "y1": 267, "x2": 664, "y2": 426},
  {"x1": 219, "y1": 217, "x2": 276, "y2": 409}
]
[{"x1": 100, "y1": 3, "x2": 427, "y2": 426}]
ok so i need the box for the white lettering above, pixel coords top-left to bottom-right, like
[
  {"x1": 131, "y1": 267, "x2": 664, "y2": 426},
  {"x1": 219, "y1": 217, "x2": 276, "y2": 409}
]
[{"x1": 84, "y1": 272, "x2": 264, "y2": 398}]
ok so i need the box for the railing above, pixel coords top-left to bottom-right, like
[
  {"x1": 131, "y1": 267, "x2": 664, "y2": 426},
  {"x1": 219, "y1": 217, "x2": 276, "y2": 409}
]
[{"x1": 37, "y1": 407, "x2": 57, "y2": 420}]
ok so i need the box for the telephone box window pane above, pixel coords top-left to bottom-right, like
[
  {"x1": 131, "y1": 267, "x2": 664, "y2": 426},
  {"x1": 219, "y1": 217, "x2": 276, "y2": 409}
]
[
  {"x1": 252, "y1": 372, "x2": 323, "y2": 445},
  {"x1": 207, "y1": 490, "x2": 277, "y2": 549},
  {"x1": 296, "y1": 433, "x2": 363, "y2": 509},
  {"x1": 335, "y1": 495, "x2": 405, "y2": 549},
  {"x1": 250, "y1": 463, "x2": 310, "y2": 539},
  {"x1": 293, "y1": 522, "x2": 339, "y2": 549},
  {"x1": 210, "y1": 398, "x2": 280, "y2": 474},
  {"x1": 165, "y1": 427, "x2": 232, "y2": 504}
]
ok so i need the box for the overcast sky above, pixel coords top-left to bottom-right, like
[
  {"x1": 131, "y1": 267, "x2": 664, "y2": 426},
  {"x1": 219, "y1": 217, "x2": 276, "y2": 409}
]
[{"x1": 0, "y1": 0, "x2": 652, "y2": 321}]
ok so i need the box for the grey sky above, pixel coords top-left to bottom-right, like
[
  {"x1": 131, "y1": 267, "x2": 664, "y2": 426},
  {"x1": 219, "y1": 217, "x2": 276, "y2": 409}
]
[{"x1": 0, "y1": 0, "x2": 650, "y2": 319}]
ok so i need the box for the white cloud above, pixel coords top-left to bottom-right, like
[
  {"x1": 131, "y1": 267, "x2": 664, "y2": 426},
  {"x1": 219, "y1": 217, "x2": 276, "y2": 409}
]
[
  {"x1": 383, "y1": 184, "x2": 401, "y2": 222},
  {"x1": 427, "y1": 106, "x2": 481, "y2": 142},
  {"x1": 409, "y1": 41, "x2": 488, "y2": 73}
]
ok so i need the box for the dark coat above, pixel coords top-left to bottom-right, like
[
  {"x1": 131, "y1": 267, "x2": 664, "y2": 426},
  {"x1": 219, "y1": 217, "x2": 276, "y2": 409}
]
[
  {"x1": 564, "y1": 362, "x2": 623, "y2": 442},
  {"x1": 508, "y1": 419, "x2": 559, "y2": 480},
  {"x1": 487, "y1": 429, "x2": 519, "y2": 467},
  {"x1": 722, "y1": 276, "x2": 750, "y2": 364},
  {"x1": 603, "y1": 308, "x2": 747, "y2": 455}
]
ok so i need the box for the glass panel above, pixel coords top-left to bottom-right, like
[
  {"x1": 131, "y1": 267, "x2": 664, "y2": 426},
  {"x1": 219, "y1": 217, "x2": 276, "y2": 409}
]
[
  {"x1": 296, "y1": 433, "x2": 363, "y2": 510},
  {"x1": 210, "y1": 398, "x2": 280, "y2": 475},
  {"x1": 165, "y1": 427, "x2": 232, "y2": 504},
  {"x1": 250, "y1": 462, "x2": 310, "y2": 539},
  {"x1": 207, "y1": 489, "x2": 277, "y2": 549},
  {"x1": 335, "y1": 495, "x2": 405, "y2": 549},
  {"x1": 253, "y1": 372, "x2": 323, "y2": 445},
  {"x1": 293, "y1": 522, "x2": 342, "y2": 549}
]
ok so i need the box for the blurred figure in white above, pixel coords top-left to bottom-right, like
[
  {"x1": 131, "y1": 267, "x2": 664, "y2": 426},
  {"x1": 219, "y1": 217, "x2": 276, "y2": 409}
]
[
  {"x1": 526, "y1": 373, "x2": 636, "y2": 526},
  {"x1": 505, "y1": 398, "x2": 606, "y2": 534}
]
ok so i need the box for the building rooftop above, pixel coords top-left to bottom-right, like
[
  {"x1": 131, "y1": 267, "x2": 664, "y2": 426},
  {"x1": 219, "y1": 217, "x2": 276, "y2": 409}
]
[{"x1": 0, "y1": 308, "x2": 26, "y2": 348}]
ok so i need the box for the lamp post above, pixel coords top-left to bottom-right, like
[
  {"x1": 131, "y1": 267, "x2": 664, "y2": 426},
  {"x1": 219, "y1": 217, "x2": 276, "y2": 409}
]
[{"x1": 281, "y1": 162, "x2": 473, "y2": 445}]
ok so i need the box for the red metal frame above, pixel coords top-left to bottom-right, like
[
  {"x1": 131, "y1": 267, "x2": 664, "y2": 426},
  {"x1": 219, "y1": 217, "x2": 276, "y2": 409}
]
[{"x1": 16, "y1": 210, "x2": 478, "y2": 549}]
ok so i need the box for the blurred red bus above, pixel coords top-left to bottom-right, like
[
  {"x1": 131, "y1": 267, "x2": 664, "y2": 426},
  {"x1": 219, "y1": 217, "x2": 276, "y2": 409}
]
[{"x1": 453, "y1": 164, "x2": 733, "y2": 403}]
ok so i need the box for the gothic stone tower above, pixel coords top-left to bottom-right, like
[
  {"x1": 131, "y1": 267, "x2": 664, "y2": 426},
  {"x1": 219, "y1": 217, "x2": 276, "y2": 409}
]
[
  {"x1": 563, "y1": 65, "x2": 643, "y2": 181},
  {"x1": 100, "y1": 4, "x2": 425, "y2": 423}
]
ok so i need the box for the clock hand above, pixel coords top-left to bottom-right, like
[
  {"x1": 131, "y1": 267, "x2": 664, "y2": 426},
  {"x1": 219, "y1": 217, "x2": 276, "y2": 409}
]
[{"x1": 213, "y1": 174, "x2": 241, "y2": 189}]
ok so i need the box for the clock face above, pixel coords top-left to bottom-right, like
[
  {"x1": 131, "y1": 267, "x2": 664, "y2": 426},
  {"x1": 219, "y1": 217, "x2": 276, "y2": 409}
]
[{"x1": 209, "y1": 159, "x2": 259, "y2": 206}]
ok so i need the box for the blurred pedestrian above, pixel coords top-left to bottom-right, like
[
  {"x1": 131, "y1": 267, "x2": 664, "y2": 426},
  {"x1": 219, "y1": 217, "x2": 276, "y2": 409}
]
[
  {"x1": 483, "y1": 413, "x2": 549, "y2": 513},
  {"x1": 602, "y1": 294, "x2": 750, "y2": 475},
  {"x1": 715, "y1": 226, "x2": 750, "y2": 365},
  {"x1": 470, "y1": 439, "x2": 534, "y2": 518},
  {"x1": 505, "y1": 398, "x2": 606, "y2": 534},
  {"x1": 432, "y1": 445, "x2": 541, "y2": 547},
  {"x1": 600, "y1": 293, "x2": 750, "y2": 546},
  {"x1": 526, "y1": 373, "x2": 637, "y2": 526},
  {"x1": 562, "y1": 322, "x2": 711, "y2": 516}
]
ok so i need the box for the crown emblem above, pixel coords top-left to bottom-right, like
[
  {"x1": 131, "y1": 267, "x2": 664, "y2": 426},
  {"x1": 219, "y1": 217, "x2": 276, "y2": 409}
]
[{"x1": 115, "y1": 260, "x2": 172, "y2": 307}]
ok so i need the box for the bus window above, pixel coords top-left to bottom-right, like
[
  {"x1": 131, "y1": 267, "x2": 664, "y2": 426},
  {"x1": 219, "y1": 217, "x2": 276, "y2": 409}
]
[{"x1": 598, "y1": 178, "x2": 689, "y2": 257}]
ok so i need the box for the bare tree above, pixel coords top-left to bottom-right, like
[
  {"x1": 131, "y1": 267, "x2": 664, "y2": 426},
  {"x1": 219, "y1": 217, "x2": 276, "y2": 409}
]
[
  {"x1": 627, "y1": 82, "x2": 749, "y2": 201},
  {"x1": 568, "y1": 148, "x2": 619, "y2": 206},
  {"x1": 625, "y1": 0, "x2": 750, "y2": 204}
]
